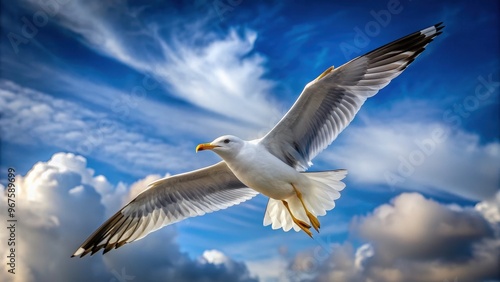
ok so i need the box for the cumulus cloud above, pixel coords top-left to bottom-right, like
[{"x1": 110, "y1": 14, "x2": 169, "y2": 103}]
[
  {"x1": 0, "y1": 153, "x2": 108, "y2": 282},
  {"x1": 246, "y1": 256, "x2": 288, "y2": 282},
  {"x1": 198, "y1": 248, "x2": 258, "y2": 280},
  {"x1": 324, "y1": 120, "x2": 499, "y2": 201},
  {"x1": 286, "y1": 242, "x2": 376, "y2": 282},
  {"x1": 294, "y1": 192, "x2": 500, "y2": 282},
  {"x1": 202, "y1": 249, "x2": 231, "y2": 265},
  {"x1": 314, "y1": 243, "x2": 363, "y2": 282},
  {"x1": 355, "y1": 193, "x2": 493, "y2": 261},
  {"x1": 0, "y1": 153, "x2": 257, "y2": 282},
  {"x1": 476, "y1": 191, "x2": 500, "y2": 225}
]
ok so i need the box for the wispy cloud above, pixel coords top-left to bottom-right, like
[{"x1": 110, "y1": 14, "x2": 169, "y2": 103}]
[
  {"x1": 0, "y1": 80, "x2": 208, "y2": 176},
  {"x1": 1, "y1": 0, "x2": 288, "y2": 179},
  {"x1": 21, "y1": 0, "x2": 282, "y2": 130}
]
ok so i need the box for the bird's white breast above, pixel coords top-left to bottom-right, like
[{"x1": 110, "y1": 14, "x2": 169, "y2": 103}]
[{"x1": 223, "y1": 141, "x2": 308, "y2": 200}]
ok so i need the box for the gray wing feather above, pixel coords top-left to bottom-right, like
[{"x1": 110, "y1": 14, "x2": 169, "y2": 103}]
[
  {"x1": 72, "y1": 161, "x2": 257, "y2": 257},
  {"x1": 260, "y1": 23, "x2": 444, "y2": 171}
]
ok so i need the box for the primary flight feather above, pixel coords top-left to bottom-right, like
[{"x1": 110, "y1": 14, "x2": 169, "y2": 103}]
[{"x1": 72, "y1": 23, "x2": 444, "y2": 257}]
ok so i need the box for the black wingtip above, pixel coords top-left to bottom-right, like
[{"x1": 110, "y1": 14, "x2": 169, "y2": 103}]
[
  {"x1": 434, "y1": 22, "x2": 445, "y2": 32},
  {"x1": 116, "y1": 241, "x2": 128, "y2": 248},
  {"x1": 103, "y1": 243, "x2": 117, "y2": 255}
]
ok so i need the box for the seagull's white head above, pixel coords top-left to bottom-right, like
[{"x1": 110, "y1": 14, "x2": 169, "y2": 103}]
[{"x1": 196, "y1": 135, "x2": 245, "y2": 159}]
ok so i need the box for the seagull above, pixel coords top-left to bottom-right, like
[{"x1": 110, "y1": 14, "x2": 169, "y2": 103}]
[{"x1": 72, "y1": 23, "x2": 444, "y2": 257}]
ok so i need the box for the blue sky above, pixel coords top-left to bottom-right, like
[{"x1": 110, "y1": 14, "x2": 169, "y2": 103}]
[{"x1": 0, "y1": 0, "x2": 499, "y2": 281}]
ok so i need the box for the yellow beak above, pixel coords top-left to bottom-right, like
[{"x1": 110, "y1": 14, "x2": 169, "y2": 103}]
[{"x1": 196, "y1": 143, "x2": 219, "y2": 153}]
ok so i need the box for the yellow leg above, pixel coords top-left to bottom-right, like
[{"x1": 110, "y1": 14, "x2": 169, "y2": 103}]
[
  {"x1": 292, "y1": 184, "x2": 321, "y2": 233},
  {"x1": 282, "y1": 200, "x2": 313, "y2": 238}
]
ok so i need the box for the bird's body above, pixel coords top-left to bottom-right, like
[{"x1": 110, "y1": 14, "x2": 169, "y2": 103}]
[
  {"x1": 72, "y1": 23, "x2": 444, "y2": 257},
  {"x1": 199, "y1": 136, "x2": 345, "y2": 234}
]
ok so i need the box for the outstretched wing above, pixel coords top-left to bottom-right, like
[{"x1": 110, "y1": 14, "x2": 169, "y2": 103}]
[
  {"x1": 72, "y1": 161, "x2": 257, "y2": 257},
  {"x1": 260, "y1": 23, "x2": 444, "y2": 171}
]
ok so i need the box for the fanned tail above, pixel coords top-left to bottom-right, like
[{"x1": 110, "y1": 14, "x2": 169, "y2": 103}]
[{"x1": 263, "y1": 169, "x2": 347, "y2": 232}]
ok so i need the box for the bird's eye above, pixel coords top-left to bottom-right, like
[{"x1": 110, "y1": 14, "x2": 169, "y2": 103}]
[{"x1": 223, "y1": 139, "x2": 230, "y2": 144}]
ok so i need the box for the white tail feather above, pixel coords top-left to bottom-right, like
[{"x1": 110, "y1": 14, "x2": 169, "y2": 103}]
[{"x1": 263, "y1": 169, "x2": 347, "y2": 232}]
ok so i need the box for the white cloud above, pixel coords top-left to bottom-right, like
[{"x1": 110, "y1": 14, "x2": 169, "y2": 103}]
[
  {"x1": 324, "y1": 120, "x2": 499, "y2": 201},
  {"x1": 0, "y1": 153, "x2": 107, "y2": 282},
  {"x1": 355, "y1": 193, "x2": 494, "y2": 262},
  {"x1": 354, "y1": 243, "x2": 373, "y2": 271},
  {"x1": 0, "y1": 152, "x2": 257, "y2": 282},
  {"x1": 201, "y1": 249, "x2": 230, "y2": 265},
  {"x1": 1, "y1": 0, "x2": 290, "y2": 178},
  {"x1": 155, "y1": 28, "x2": 282, "y2": 129},
  {"x1": 476, "y1": 190, "x2": 500, "y2": 225},
  {"x1": 316, "y1": 243, "x2": 364, "y2": 282},
  {"x1": 295, "y1": 193, "x2": 500, "y2": 282},
  {"x1": 289, "y1": 249, "x2": 321, "y2": 279}
]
